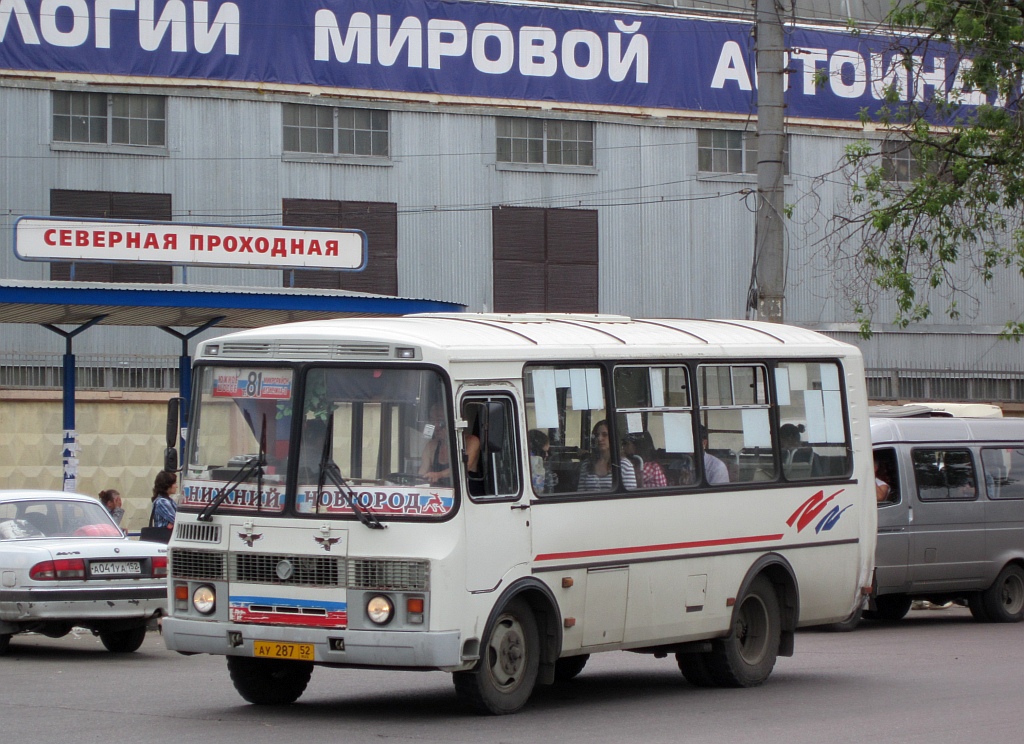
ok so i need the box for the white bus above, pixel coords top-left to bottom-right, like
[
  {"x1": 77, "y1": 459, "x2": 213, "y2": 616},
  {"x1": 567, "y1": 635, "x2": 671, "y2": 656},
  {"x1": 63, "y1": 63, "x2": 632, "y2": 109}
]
[{"x1": 161, "y1": 314, "x2": 876, "y2": 714}]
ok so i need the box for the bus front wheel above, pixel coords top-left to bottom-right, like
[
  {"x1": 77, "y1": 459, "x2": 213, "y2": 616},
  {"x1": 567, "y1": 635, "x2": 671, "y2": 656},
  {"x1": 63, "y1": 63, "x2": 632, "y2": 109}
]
[
  {"x1": 227, "y1": 656, "x2": 313, "y2": 705},
  {"x1": 453, "y1": 598, "x2": 540, "y2": 715},
  {"x1": 707, "y1": 576, "x2": 781, "y2": 687}
]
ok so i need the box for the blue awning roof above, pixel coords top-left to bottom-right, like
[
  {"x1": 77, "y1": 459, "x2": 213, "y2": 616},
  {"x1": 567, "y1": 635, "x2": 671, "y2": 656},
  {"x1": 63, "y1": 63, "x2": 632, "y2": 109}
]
[{"x1": 0, "y1": 280, "x2": 464, "y2": 328}]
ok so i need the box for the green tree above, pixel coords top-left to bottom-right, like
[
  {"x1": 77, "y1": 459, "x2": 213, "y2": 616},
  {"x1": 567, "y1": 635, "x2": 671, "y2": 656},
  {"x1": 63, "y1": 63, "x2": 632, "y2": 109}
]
[{"x1": 834, "y1": 1, "x2": 1024, "y2": 337}]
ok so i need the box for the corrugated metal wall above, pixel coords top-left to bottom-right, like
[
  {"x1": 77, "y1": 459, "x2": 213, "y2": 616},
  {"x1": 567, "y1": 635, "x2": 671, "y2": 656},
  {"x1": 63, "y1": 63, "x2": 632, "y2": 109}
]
[{"x1": 1, "y1": 82, "x2": 1022, "y2": 379}]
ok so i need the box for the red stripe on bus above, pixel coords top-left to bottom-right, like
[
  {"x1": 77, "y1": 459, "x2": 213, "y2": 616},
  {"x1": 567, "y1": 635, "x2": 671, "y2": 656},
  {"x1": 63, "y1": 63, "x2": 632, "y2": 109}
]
[{"x1": 534, "y1": 533, "x2": 786, "y2": 562}]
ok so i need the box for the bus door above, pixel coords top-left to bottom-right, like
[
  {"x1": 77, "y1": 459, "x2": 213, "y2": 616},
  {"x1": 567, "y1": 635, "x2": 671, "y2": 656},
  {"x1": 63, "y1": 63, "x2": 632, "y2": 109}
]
[{"x1": 460, "y1": 391, "x2": 531, "y2": 592}]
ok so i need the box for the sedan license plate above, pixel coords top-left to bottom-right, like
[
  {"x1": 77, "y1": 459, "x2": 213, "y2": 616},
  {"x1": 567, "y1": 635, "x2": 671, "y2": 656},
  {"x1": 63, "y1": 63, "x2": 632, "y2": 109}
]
[
  {"x1": 253, "y1": 641, "x2": 314, "y2": 661},
  {"x1": 89, "y1": 561, "x2": 142, "y2": 576}
]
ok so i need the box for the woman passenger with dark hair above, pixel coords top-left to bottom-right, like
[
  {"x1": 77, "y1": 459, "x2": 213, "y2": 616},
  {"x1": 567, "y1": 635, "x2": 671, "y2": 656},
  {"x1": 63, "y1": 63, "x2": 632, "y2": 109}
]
[{"x1": 151, "y1": 470, "x2": 178, "y2": 532}]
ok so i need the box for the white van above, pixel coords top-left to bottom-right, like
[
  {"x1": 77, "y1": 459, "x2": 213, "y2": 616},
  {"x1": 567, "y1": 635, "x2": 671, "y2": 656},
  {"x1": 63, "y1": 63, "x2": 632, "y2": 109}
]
[{"x1": 868, "y1": 414, "x2": 1024, "y2": 622}]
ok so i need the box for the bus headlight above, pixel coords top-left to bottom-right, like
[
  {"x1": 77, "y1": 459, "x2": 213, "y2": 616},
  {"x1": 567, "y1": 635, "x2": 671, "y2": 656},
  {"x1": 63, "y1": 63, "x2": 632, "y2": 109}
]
[
  {"x1": 192, "y1": 585, "x2": 216, "y2": 615},
  {"x1": 366, "y1": 594, "x2": 394, "y2": 625}
]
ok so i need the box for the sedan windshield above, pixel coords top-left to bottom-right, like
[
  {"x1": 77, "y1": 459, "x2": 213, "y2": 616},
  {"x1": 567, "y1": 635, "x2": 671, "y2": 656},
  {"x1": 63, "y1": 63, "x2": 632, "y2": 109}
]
[{"x1": 0, "y1": 500, "x2": 122, "y2": 539}]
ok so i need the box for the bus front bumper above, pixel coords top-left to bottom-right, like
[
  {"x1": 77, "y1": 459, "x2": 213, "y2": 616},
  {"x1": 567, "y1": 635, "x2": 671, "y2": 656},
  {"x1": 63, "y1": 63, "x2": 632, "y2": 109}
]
[{"x1": 161, "y1": 616, "x2": 464, "y2": 670}]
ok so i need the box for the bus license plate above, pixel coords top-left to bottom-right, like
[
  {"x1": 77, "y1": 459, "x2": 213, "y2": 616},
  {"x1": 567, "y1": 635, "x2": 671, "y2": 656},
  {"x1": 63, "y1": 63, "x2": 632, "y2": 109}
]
[
  {"x1": 253, "y1": 641, "x2": 314, "y2": 661},
  {"x1": 90, "y1": 561, "x2": 142, "y2": 576}
]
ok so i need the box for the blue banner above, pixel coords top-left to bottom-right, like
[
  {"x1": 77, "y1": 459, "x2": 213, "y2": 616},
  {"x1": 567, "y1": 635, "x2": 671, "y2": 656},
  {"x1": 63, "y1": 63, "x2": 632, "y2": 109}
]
[{"x1": 0, "y1": 0, "x2": 981, "y2": 122}]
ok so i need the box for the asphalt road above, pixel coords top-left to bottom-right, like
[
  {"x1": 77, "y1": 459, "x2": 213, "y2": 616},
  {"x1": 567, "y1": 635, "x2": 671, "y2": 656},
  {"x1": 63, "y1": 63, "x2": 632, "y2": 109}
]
[{"x1": 2, "y1": 606, "x2": 1018, "y2": 744}]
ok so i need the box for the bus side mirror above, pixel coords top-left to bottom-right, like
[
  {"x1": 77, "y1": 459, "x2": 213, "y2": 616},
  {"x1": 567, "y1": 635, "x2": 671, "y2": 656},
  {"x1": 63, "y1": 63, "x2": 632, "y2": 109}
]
[{"x1": 165, "y1": 397, "x2": 183, "y2": 471}]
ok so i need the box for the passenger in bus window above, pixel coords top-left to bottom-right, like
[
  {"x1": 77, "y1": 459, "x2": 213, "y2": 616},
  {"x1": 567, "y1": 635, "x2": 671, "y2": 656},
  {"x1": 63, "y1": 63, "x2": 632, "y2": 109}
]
[
  {"x1": 622, "y1": 432, "x2": 668, "y2": 489},
  {"x1": 577, "y1": 420, "x2": 636, "y2": 491},
  {"x1": 419, "y1": 403, "x2": 452, "y2": 487},
  {"x1": 464, "y1": 414, "x2": 485, "y2": 496},
  {"x1": 700, "y1": 426, "x2": 730, "y2": 485},
  {"x1": 528, "y1": 429, "x2": 558, "y2": 494}
]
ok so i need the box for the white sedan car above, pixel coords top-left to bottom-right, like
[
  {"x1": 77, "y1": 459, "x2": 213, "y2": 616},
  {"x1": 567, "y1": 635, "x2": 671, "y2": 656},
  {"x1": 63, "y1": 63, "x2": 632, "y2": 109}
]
[{"x1": 0, "y1": 490, "x2": 168, "y2": 655}]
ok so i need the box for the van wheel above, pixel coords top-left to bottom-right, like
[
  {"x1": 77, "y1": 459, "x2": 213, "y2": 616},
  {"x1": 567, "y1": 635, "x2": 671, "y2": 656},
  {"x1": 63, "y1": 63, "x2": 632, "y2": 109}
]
[
  {"x1": 706, "y1": 576, "x2": 781, "y2": 687},
  {"x1": 967, "y1": 593, "x2": 992, "y2": 622},
  {"x1": 981, "y1": 564, "x2": 1024, "y2": 623},
  {"x1": 0, "y1": 634, "x2": 11, "y2": 656},
  {"x1": 227, "y1": 656, "x2": 313, "y2": 705},
  {"x1": 865, "y1": 594, "x2": 912, "y2": 622},
  {"x1": 553, "y1": 654, "x2": 589, "y2": 682},
  {"x1": 453, "y1": 598, "x2": 539, "y2": 714}
]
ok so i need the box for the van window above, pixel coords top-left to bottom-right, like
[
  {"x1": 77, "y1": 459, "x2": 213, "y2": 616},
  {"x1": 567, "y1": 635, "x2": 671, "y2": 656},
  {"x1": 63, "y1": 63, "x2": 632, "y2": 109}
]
[
  {"x1": 980, "y1": 447, "x2": 1024, "y2": 500},
  {"x1": 874, "y1": 447, "x2": 899, "y2": 505},
  {"x1": 912, "y1": 448, "x2": 978, "y2": 501}
]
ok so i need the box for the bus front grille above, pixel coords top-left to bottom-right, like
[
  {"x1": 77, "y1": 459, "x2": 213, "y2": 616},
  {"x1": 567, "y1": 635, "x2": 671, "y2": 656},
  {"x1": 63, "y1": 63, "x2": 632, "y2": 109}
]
[
  {"x1": 175, "y1": 522, "x2": 221, "y2": 543},
  {"x1": 232, "y1": 553, "x2": 344, "y2": 586},
  {"x1": 348, "y1": 559, "x2": 430, "y2": 591},
  {"x1": 170, "y1": 549, "x2": 227, "y2": 581}
]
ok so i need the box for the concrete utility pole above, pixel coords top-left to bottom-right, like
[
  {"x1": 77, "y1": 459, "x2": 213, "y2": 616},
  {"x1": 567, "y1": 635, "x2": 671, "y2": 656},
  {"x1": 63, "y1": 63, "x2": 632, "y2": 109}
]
[{"x1": 754, "y1": 0, "x2": 787, "y2": 323}]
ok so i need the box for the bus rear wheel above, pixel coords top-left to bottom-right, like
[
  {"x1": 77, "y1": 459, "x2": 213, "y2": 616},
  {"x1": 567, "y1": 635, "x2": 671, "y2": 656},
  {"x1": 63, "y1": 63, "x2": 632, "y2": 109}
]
[
  {"x1": 227, "y1": 656, "x2": 313, "y2": 705},
  {"x1": 706, "y1": 576, "x2": 781, "y2": 687},
  {"x1": 981, "y1": 564, "x2": 1024, "y2": 623},
  {"x1": 453, "y1": 598, "x2": 539, "y2": 715}
]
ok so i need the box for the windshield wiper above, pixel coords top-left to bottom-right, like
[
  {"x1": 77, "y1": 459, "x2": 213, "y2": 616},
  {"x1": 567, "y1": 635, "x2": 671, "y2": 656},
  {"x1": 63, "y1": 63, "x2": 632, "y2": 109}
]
[
  {"x1": 198, "y1": 414, "x2": 266, "y2": 522},
  {"x1": 315, "y1": 412, "x2": 385, "y2": 530}
]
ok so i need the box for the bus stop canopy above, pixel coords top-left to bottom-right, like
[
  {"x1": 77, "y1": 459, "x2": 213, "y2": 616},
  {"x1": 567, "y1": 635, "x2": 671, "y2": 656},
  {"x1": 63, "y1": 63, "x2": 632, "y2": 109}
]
[
  {"x1": 0, "y1": 279, "x2": 462, "y2": 328},
  {"x1": 0, "y1": 279, "x2": 464, "y2": 491}
]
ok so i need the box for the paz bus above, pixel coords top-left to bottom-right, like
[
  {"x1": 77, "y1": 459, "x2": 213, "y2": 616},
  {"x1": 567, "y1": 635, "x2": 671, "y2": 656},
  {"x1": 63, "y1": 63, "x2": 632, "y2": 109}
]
[{"x1": 161, "y1": 313, "x2": 876, "y2": 714}]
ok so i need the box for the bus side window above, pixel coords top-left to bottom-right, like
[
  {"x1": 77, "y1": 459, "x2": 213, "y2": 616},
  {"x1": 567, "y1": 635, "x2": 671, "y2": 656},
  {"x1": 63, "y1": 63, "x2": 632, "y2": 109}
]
[
  {"x1": 613, "y1": 365, "x2": 695, "y2": 491},
  {"x1": 775, "y1": 361, "x2": 851, "y2": 481},
  {"x1": 524, "y1": 365, "x2": 607, "y2": 495},
  {"x1": 696, "y1": 364, "x2": 771, "y2": 485},
  {"x1": 462, "y1": 397, "x2": 520, "y2": 500}
]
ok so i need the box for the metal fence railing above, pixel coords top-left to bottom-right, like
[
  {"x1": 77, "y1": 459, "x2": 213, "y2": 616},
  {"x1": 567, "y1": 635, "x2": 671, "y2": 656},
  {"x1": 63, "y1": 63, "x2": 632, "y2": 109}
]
[
  {"x1": 0, "y1": 354, "x2": 180, "y2": 392},
  {"x1": 865, "y1": 369, "x2": 1024, "y2": 404}
]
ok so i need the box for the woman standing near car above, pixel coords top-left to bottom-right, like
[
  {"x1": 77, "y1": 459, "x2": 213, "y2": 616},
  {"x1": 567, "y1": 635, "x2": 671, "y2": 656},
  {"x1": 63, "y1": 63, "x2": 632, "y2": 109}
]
[{"x1": 151, "y1": 470, "x2": 178, "y2": 532}]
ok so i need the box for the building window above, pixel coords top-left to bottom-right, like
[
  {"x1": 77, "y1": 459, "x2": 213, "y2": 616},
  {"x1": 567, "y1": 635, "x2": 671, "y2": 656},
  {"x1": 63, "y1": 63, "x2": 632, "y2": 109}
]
[
  {"x1": 282, "y1": 199, "x2": 397, "y2": 294},
  {"x1": 53, "y1": 92, "x2": 166, "y2": 147},
  {"x1": 697, "y1": 130, "x2": 789, "y2": 175},
  {"x1": 497, "y1": 117, "x2": 594, "y2": 166},
  {"x1": 283, "y1": 104, "x2": 389, "y2": 157},
  {"x1": 49, "y1": 190, "x2": 173, "y2": 283},
  {"x1": 880, "y1": 140, "x2": 923, "y2": 183},
  {"x1": 492, "y1": 206, "x2": 598, "y2": 313}
]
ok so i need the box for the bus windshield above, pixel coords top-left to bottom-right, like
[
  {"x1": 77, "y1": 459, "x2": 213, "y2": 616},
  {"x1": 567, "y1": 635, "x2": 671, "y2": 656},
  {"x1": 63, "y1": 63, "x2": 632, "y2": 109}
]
[{"x1": 183, "y1": 364, "x2": 453, "y2": 519}]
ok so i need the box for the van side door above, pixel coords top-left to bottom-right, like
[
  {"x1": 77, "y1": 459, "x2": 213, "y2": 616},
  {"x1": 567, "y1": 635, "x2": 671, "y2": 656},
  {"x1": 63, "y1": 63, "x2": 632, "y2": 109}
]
[
  {"x1": 907, "y1": 447, "x2": 987, "y2": 590},
  {"x1": 874, "y1": 446, "x2": 910, "y2": 593}
]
